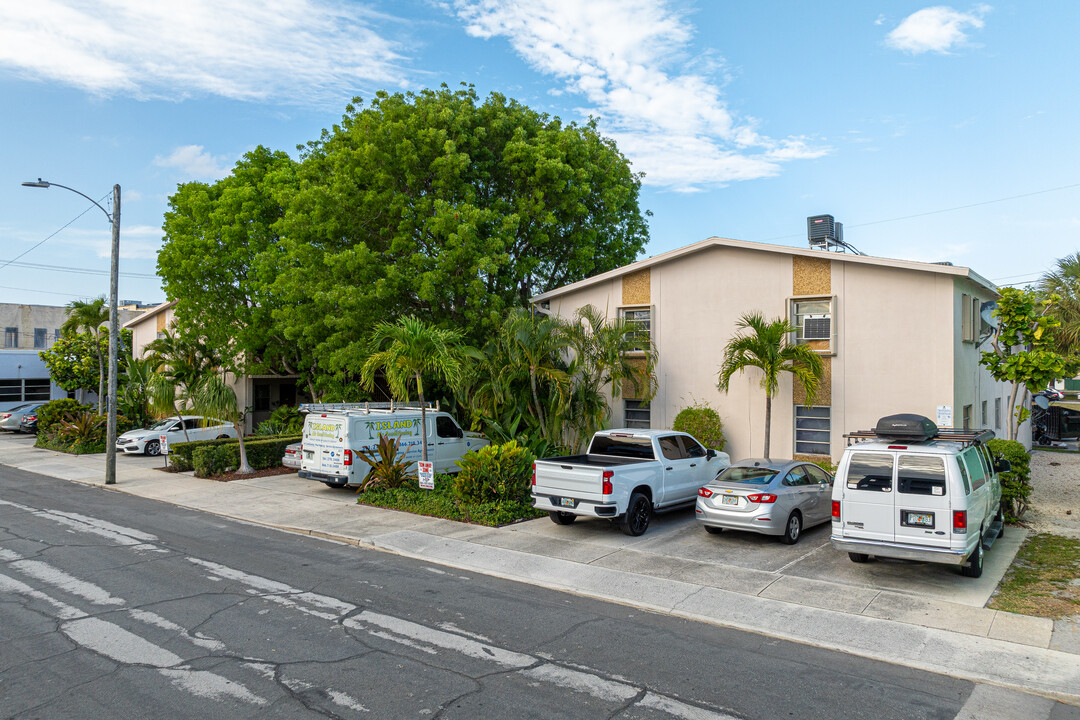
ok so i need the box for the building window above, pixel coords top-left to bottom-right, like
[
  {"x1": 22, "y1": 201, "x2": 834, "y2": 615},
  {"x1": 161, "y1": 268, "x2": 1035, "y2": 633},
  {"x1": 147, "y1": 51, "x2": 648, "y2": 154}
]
[
  {"x1": 962, "y1": 404, "x2": 972, "y2": 429},
  {"x1": 4, "y1": 327, "x2": 17, "y2": 348},
  {"x1": 961, "y1": 294, "x2": 981, "y2": 343},
  {"x1": 624, "y1": 399, "x2": 650, "y2": 429},
  {"x1": 0, "y1": 378, "x2": 50, "y2": 402},
  {"x1": 54, "y1": 329, "x2": 61, "y2": 344},
  {"x1": 253, "y1": 383, "x2": 271, "y2": 412},
  {"x1": 619, "y1": 307, "x2": 651, "y2": 352},
  {"x1": 994, "y1": 398, "x2": 1001, "y2": 429},
  {"x1": 791, "y1": 297, "x2": 833, "y2": 351},
  {"x1": 795, "y1": 405, "x2": 830, "y2": 455},
  {"x1": 981, "y1": 401, "x2": 987, "y2": 428},
  {"x1": 34, "y1": 328, "x2": 48, "y2": 349}
]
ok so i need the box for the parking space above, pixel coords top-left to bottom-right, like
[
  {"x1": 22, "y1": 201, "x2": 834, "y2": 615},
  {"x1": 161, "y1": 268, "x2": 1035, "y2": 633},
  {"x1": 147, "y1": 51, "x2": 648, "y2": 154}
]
[{"x1": 513, "y1": 506, "x2": 1021, "y2": 607}]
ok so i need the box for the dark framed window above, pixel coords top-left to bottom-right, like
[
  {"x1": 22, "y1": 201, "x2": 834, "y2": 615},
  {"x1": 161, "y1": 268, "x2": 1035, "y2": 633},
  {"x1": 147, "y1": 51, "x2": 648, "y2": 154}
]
[
  {"x1": 34, "y1": 328, "x2": 48, "y2": 348},
  {"x1": 436, "y1": 415, "x2": 462, "y2": 438},
  {"x1": 794, "y1": 405, "x2": 830, "y2": 455},
  {"x1": 24, "y1": 379, "x2": 51, "y2": 401},
  {"x1": 791, "y1": 296, "x2": 834, "y2": 351},
  {"x1": 4, "y1": 327, "x2": 17, "y2": 348},
  {"x1": 624, "y1": 399, "x2": 650, "y2": 429},
  {"x1": 253, "y1": 383, "x2": 271, "y2": 412}
]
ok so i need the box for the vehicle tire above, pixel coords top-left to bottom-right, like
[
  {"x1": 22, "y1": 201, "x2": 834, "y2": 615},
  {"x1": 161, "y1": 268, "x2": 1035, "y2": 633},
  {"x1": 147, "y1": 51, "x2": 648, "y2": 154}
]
[
  {"x1": 322, "y1": 481, "x2": 347, "y2": 489},
  {"x1": 996, "y1": 505, "x2": 1006, "y2": 538},
  {"x1": 781, "y1": 512, "x2": 802, "y2": 545},
  {"x1": 961, "y1": 543, "x2": 984, "y2": 578},
  {"x1": 620, "y1": 492, "x2": 652, "y2": 537},
  {"x1": 549, "y1": 511, "x2": 577, "y2": 526},
  {"x1": 216, "y1": 434, "x2": 230, "y2": 440},
  {"x1": 848, "y1": 552, "x2": 870, "y2": 563},
  {"x1": 704, "y1": 526, "x2": 724, "y2": 535},
  {"x1": 144, "y1": 440, "x2": 161, "y2": 456}
]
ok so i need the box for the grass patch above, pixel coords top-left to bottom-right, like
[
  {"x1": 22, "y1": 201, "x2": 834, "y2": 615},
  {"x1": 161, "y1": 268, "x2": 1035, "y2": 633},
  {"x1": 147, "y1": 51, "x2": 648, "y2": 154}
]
[
  {"x1": 989, "y1": 533, "x2": 1080, "y2": 618},
  {"x1": 357, "y1": 475, "x2": 544, "y2": 527}
]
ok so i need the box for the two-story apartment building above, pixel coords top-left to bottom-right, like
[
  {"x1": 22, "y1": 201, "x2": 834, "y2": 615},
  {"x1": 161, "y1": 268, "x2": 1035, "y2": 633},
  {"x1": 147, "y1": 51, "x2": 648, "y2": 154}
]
[{"x1": 532, "y1": 236, "x2": 1014, "y2": 461}]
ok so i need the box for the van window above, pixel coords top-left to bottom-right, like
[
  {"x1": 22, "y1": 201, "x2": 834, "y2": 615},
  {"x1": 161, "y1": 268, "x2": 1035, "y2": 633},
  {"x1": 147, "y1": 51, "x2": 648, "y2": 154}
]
[
  {"x1": 956, "y1": 458, "x2": 971, "y2": 495},
  {"x1": 436, "y1": 416, "x2": 462, "y2": 438},
  {"x1": 897, "y1": 455, "x2": 947, "y2": 496},
  {"x1": 962, "y1": 449, "x2": 986, "y2": 491},
  {"x1": 846, "y1": 453, "x2": 893, "y2": 491}
]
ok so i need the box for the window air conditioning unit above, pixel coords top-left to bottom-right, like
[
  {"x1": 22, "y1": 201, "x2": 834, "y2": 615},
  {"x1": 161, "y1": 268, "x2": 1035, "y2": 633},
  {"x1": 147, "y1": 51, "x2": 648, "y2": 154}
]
[{"x1": 803, "y1": 315, "x2": 831, "y2": 341}]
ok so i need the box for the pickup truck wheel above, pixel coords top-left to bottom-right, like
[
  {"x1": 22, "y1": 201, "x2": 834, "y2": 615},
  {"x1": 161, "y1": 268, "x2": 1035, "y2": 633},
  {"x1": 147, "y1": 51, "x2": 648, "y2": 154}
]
[
  {"x1": 781, "y1": 512, "x2": 802, "y2": 545},
  {"x1": 848, "y1": 552, "x2": 870, "y2": 563},
  {"x1": 144, "y1": 440, "x2": 161, "y2": 456},
  {"x1": 621, "y1": 492, "x2": 652, "y2": 537},
  {"x1": 996, "y1": 505, "x2": 1006, "y2": 538},
  {"x1": 704, "y1": 526, "x2": 724, "y2": 535},
  {"x1": 549, "y1": 511, "x2": 577, "y2": 526},
  {"x1": 961, "y1": 543, "x2": 984, "y2": 578}
]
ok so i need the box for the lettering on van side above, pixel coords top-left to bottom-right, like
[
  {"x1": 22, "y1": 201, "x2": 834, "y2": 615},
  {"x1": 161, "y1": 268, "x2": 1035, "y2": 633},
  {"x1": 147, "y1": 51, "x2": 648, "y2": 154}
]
[
  {"x1": 365, "y1": 418, "x2": 422, "y2": 440},
  {"x1": 308, "y1": 422, "x2": 342, "y2": 440}
]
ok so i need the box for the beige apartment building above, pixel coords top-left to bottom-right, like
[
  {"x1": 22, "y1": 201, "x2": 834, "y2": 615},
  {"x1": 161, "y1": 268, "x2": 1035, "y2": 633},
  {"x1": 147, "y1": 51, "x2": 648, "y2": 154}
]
[
  {"x1": 532, "y1": 237, "x2": 1013, "y2": 462},
  {"x1": 124, "y1": 301, "x2": 305, "y2": 433}
]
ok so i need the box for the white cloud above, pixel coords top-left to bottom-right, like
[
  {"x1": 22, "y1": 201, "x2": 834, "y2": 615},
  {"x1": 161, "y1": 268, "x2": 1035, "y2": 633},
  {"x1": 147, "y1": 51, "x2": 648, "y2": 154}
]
[
  {"x1": 885, "y1": 5, "x2": 990, "y2": 55},
  {"x1": 452, "y1": 0, "x2": 828, "y2": 191},
  {"x1": 0, "y1": 0, "x2": 406, "y2": 104},
  {"x1": 153, "y1": 145, "x2": 232, "y2": 181}
]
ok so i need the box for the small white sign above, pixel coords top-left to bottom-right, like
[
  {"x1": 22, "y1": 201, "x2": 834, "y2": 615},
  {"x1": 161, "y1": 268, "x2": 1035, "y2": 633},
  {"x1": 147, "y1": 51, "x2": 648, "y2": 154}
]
[
  {"x1": 159, "y1": 433, "x2": 170, "y2": 455},
  {"x1": 418, "y1": 460, "x2": 434, "y2": 490},
  {"x1": 936, "y1": 405, "x2": 952, "y2": 428}
]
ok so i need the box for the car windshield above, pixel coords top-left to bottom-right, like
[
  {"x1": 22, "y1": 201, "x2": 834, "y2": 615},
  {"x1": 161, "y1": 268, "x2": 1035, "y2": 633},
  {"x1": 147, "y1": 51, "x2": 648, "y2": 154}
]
[
  {"x1": 148, "y1": 420, "x2": 175, "y2": 431},
  {"x1": 717, "y1": 466, "x2": 780, "y2": 484}
]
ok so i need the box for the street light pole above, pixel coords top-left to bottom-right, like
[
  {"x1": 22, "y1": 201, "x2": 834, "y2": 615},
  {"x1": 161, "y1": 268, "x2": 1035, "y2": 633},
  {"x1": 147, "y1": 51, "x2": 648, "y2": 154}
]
[{"x1": 22, "y1": 178, "x2": 120, "y2": 486}]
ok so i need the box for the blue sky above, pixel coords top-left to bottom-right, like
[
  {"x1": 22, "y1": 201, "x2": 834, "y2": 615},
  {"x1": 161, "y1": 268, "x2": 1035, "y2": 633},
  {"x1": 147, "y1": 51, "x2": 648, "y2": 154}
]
[{"x1": 1, "y1": 1, "x2": 1077, "y2": 307}]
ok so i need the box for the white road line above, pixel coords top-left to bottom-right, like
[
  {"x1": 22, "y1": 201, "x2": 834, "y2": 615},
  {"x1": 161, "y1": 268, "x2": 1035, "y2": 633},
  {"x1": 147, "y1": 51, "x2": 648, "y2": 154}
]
[
  {"x1": 639, "y1": 692, "x2": 742, "y2": 720},
  {"x1": 0, "y1": 500, "x2": 165, "y2": 551},
  {"x1": 521, "y1": 663, "x2": 638, "y2": 702},
  {"x1": 63, "y1": 616, "x2": 185, "y2": 667},
  {"x1": 0, "y1": 571, "x2": 86, "y2": 620},
  {"x1": 11, "y1": 559, "x2": 125, "y2": 606},
  {"x1": 347, "y1": 611, "x2": 536, "y2": 669},
  {"x1": 187, "y1": 557, "x2": 356, "y2": 620},
  {"x1": 128, "y1": 608, "x2": 227, "y2": 652},
  {"x1": 159, "y1": 669, "x2": 268, "y2": 705},
  {"x1": 953, "y1": 684, "x2": 1056, "y2": 720},
  {"x1": 773, "y1": 538, "x2": 831, "y2": 575}
]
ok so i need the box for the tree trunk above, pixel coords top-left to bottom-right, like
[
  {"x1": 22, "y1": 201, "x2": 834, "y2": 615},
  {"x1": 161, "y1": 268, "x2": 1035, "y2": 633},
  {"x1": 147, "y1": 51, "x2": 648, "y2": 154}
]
[
  {"x1": 235, "y1": 422, "x2": 254, "y2": 474},
  {"x1": 1007, "y1": 382, "x2": 1021, "y2": 441},
  {"x1": 417, "y1": 373, "x2": 428, "y2": 463},
  {"x1": 763, "y1": 392, "x2": 772, "y2": 459},
  {"x1": 175, "y1": 405, "x2": 191, "y2": 443},
  {"x1": 96, "y1": 338, "x2": 105, "y2": 415},
  {"x1": 529, "y1": 368, "x2": 547, "y2": 438}
]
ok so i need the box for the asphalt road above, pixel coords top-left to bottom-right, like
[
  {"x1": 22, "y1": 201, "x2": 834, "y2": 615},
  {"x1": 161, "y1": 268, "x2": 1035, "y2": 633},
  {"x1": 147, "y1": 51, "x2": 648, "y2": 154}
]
[{"x1": 1, "y1": 465, "x2": 1074, "y2": 720}]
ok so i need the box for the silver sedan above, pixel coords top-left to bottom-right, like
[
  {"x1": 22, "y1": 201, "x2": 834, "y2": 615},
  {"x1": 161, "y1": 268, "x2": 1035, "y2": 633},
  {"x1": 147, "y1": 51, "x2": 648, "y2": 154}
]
[
  {"x1": 695, "y1": 458, "x2": 833, "y2": 544},
  {"x1": 283, "y1": 442, "x2": 301, "y2": 469}
]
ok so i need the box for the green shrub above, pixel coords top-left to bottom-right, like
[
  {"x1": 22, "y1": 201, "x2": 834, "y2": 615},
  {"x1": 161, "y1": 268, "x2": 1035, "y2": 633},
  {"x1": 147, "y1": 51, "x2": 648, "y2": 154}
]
[
  {"x1": 988, "y1": 438, "x2": 1031, "y2": 522},
  {"x1": 672, "y1": 403, "x2": 725, "y2": 451},
  {"x1": 180, "y1": 435, "x2": 301, "y2": 477},
  {"x1": 255, "y1": 406, "x2": 304, "y2": 436},
  {"x1": 359, "y1": 476, "x2": 544, "y2": 526},
  {"x1": 36, "y1": 399, "x2": 93, "y2": 437},
  {"x1": 453, "y1": 440, "x2": 535, "y2": 505},
  {"x1": 193, "y1": 444, "x2": 238, "y2": 477}
]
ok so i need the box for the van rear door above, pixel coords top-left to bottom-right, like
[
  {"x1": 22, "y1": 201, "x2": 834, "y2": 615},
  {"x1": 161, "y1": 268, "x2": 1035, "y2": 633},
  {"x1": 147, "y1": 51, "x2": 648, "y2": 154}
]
[
  {"x1": 839, "y1": 451, "x2": 895, "y2": 543},
  {"x1": 892, "y1": 453, "x2": 952, "y2": 549},
  {"x1": 303, "y1": 415, "x2": 347, "y2": 476}
]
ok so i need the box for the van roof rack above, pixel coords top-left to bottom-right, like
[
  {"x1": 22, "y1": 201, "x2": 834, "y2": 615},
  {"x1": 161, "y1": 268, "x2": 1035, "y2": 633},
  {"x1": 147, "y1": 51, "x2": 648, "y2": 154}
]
[
  {"x1": 299, "y1": 401, "x2": 440, "y2": 415},
  {"x1": 844, "y1": 427, "x2": 994, "y2": 446}
]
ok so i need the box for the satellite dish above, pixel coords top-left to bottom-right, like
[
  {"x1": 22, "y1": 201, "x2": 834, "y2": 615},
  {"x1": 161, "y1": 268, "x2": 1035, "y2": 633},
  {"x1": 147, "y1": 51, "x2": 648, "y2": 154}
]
[
  {"x1": 977, "y1": 300, "x2": 999, "y2": 346},
  {"x1": 1035, "y1": 395, "x2": 1050, "y2": 410}
]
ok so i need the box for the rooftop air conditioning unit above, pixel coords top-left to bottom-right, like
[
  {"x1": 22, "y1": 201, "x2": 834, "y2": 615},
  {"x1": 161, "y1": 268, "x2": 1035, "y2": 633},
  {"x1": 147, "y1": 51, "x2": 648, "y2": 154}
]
[{"x1": 803, "y1": 315, "x2": 831, "y2": 341}]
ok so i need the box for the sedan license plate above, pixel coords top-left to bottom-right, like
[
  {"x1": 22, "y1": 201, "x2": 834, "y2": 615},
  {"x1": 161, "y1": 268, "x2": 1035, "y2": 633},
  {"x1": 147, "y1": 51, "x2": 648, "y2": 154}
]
[
  {"x1": 905, "y1": 511, "x2": 934, "y2": 527},
  {"x1": 559, "y1": 497, "x2": 577, "y2": 508},
  {"x1": 721, "y1": 495, "x2": 738, "y2": 506}
]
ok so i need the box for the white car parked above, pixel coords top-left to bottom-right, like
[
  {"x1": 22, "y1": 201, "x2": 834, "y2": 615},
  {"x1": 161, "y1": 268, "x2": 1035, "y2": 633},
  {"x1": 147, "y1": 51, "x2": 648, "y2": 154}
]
[{"x1": 116, "y1": 416, "x2": 237, "y2": 456}]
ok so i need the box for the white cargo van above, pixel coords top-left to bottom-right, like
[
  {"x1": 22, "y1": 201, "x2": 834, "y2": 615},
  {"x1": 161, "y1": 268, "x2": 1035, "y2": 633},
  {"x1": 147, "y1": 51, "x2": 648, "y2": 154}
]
[
  {"x1": 830, "y1": 413, "x2": 1008, "y2": 578},
  {"x1": 297, "y1": 402, "x2": 489, "y2": 488}
]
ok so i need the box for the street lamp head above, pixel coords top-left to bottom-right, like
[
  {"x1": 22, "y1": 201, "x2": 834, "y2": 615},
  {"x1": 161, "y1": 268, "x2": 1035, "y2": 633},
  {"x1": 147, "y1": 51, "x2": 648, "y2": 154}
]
[{"x1": 21, "y1": 178, "x2": 51, "y2": 188}]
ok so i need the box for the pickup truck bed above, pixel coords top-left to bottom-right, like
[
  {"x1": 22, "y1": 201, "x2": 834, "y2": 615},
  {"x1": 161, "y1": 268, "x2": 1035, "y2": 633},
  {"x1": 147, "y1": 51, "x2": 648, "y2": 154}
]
[{"x1": 539, "y1": 454, "x2": 651, "y2": 468}]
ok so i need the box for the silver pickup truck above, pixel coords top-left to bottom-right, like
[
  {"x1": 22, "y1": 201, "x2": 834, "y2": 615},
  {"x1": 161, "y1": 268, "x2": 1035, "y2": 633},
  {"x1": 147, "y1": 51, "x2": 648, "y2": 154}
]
[{"x1": 532, "y1": 429, "x2": 731, "y2": 536}]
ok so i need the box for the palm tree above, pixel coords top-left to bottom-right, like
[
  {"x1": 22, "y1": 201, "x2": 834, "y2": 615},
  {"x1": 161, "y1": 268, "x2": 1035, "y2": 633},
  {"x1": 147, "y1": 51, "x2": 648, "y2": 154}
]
[
  {"x1": 145, "y1": 329, "x2": 221, "y2": 442},
  {"x1": 62, "y1": 297, "x2": 109, "y2": 411},
  {"x1": 1039, "y1": 252, "x2": 1080, "y2": 356},
  {"x1": 717, "y1": 312, "x2": 824, "y2": 458},
  {"x1": 360, "y1": 316, "x2": 468, "y2": 463},
  {"x1": 189, "y1": 373, "x2": 254, "y2": 474},
  {"x1": 505, "y1": 309, "x2": 571, "y2": 437}
]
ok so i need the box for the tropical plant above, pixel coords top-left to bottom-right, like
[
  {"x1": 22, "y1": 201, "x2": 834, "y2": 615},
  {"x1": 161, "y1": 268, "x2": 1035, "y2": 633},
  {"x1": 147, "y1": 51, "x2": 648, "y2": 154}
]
[
  {"x1": 360, "y1": 316, "x2": 468, "y2": 463},
  {"x1": 254, "y1": 405, "x2": 304, "y2": 436},
  {"x1": 145, "y1": 328, "x2": 222, "y2": 442},
  {"x1": 980, "y1": 287, "x2": 1080, "y2": 440},
  {"x1": 188, "y1": 374, "x2": 253, "y2": 474},
  {"x1": 452, "y1": 441, "x2": 535, "y2": 506},
  {"x1": 672, "y1": 402, "x2": 725, "y2": 451},
  {"x1": 118, "y1": 357, "x2": 156, "y2": 428},
  {"x1": 354, "y1": 434, "x2": 413, "y2": 491},
  {"x1": 1038, "y1": 252, "x2": 1080, "y2": 356},
  {"x1": 717, "y1": 312, "x2": 824, "y2": 458},
  {"x1": 54, "y1": 412, "x2": 106, "y2": 446},
  {"x1": 61, "y1": 297, "x2": 109, "y2": 411}
]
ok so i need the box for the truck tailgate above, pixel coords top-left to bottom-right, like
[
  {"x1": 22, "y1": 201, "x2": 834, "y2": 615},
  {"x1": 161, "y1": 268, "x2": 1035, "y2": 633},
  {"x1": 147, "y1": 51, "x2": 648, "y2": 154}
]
[{"x1": 534, "y1": 461, "x2": 605, "y2": 500}]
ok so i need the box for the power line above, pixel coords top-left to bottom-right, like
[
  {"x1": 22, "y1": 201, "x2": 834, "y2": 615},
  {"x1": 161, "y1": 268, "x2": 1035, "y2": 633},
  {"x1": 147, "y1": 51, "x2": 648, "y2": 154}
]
[
  {"x1": 0, "y1": 259, "x2": 157, "y2": 279},
  {"x1": 0, "y1": 284, "x2": 99, "y2": 299},
  {"x1": 0, "y1": 191, "x2": 114, "y2": 274}
]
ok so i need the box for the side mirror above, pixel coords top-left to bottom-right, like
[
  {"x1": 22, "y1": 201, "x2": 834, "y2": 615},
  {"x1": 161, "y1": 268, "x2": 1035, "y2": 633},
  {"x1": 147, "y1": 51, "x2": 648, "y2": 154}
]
[
  {"x1": 706, "y1": 448, "x2": 716, "y2": 459},
  {"x1": 994, "y1": 458, "x2": 1012, "y2": 474},
  {"x1": 168, "y1": 426, "x2": 181, "y2": 432}
]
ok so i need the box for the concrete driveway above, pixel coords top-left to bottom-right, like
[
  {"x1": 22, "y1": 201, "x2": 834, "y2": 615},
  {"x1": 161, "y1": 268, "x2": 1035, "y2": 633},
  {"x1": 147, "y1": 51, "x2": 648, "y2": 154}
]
[{"x1": 511, "y1": 504, "x2": 1024, "y2": 609}]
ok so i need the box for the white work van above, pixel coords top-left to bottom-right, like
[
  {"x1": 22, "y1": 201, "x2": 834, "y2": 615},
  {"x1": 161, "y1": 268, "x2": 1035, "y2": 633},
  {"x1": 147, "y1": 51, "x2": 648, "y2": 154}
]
[
  {"x1": 830, "y1": 413, "x2": 1008, "y2": 578},
  {"x1": 297, "y1": 402, "x2": 489, "y2": 488}
]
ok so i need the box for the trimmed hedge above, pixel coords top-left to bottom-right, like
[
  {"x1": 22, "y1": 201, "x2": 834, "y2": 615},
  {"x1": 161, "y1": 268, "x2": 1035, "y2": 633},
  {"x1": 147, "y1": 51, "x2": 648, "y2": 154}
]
[
  {"x1": 987, "y1": 438, "x2": 1031, "y2": 522},
  {"x1": 672, "y1": 403, "x2": 726, "y2": 451},
  {"x1": 452, "y1": 440, "x2": 534, "y2": 505},
  {"x1": 171, "y1": 433, "x2": 300, "y2": 472}
]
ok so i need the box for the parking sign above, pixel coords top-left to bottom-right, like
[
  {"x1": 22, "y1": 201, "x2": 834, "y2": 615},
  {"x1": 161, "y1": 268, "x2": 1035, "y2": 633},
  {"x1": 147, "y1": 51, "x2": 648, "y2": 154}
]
[
  {"x1": 159, "y1": 433, "x2": 169, "y2": 455},
  {"x1": 418, "y1": 461, "x2": 434, "y2": 489}
]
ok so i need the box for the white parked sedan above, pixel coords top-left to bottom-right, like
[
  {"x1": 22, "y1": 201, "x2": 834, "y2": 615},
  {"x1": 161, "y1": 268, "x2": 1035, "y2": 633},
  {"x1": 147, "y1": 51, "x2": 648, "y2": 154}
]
[{"x1": 116, "y1": 416, "x2": 237, "y2": 456}]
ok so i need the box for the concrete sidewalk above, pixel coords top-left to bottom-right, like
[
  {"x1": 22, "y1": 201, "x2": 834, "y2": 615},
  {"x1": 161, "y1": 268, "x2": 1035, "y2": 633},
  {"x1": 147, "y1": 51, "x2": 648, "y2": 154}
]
[{"x1": 2, "y1": 432, "x2": 1078, "y2": 705}]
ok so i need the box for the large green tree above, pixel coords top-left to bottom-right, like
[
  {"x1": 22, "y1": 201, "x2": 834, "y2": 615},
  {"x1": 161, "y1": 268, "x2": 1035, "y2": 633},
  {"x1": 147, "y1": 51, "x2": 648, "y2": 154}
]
[
  {"x1": 157, "y1": 85, "x2": 649, "y2": 397},
  {"x1": 717, "y1": 312, "x2": 824, "y2": 458},
  {"x1": 61, "y1": 297, "x2": 109, "y2": 411},
  {"x1": 981, "y1": 287, "x2": 1080, "y2": 440}
]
